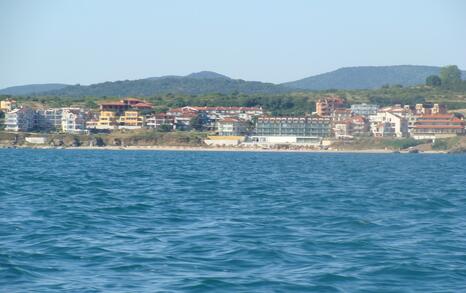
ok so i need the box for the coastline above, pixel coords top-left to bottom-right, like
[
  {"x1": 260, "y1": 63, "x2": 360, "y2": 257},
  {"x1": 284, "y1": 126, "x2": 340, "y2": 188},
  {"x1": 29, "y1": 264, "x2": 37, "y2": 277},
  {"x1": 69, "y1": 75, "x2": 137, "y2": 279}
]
[{"x1": 1, "y1": 144, "x2": 448, "y2": 154}]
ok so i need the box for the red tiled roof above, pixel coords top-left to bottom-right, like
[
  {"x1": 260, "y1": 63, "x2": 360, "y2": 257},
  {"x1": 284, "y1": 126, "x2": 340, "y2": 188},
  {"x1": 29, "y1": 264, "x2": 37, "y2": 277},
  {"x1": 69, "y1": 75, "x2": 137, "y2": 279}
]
[
  {"x1": 124, "y1": 97, "x2": 144, "y2": 101},
  {"x1": 416, "y1": 119, "x2": 463, "y2": 124},
  {"x1": 132, "y1": 102, "x2": 153, "y2": 108},
  {"x1": 413, "y1": 125, "x2": 464, "y2": 129},
  {"x1": 219, "y1": 117, "x2": 240, "y2": 123},
  {"x1": 418, "y1": 114, "x2": 455, "y2": 119},
  {"x1": 333, "y1": 108, "x2": 351, "y2": 113},
  {"x1": 192, "y1": 106, "x2": 262, "y2": 111},
  {"x1": 99, "y1": 102, "x2": 126, "y2": 106}
]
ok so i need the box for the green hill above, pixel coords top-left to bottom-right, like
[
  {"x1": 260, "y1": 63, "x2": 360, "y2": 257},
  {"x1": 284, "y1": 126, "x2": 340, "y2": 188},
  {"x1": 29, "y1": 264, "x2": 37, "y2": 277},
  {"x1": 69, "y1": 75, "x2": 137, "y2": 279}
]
[
  {"x1": 283, "y1": 65, "x2": 466, "y2": 90},
  {"x1": 36, "y1": 73, "x2": 287, "y2": 97},
  {"x1": 0, "y1": 83, "x2": 69, "y2": 95}
]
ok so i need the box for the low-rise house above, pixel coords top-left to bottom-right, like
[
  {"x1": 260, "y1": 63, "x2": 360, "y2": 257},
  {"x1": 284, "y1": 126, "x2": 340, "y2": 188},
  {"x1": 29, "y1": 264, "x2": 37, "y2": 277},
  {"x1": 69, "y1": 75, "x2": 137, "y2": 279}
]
[
  {"x1": 0, "y1": 98, "x2": 17, "y2": 111},
  {"x1": 4, "y1": 107, "x2": 36, "y2": 132},
  {"x1": 216, "y1": 117, "x2": 249, "y2": 136},
  {"x1": 411, "y1": 114, "x2": 465, "y2": 140}
]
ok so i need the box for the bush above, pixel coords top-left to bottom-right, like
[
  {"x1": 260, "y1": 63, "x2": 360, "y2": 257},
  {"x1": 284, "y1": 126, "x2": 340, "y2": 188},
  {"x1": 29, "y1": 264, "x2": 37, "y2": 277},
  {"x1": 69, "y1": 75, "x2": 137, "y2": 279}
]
[
  {"x1": 382, "y1": 138, "x2": 426, "y2": 149},
  {"x1": 432, "y1": 137, "x2": 460, "y2": 150}
]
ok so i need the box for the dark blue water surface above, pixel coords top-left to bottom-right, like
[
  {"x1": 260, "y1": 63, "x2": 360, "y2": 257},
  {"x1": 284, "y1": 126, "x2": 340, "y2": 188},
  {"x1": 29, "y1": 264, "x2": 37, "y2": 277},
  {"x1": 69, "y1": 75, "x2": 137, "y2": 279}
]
[{"x1": 1, "y1": 149, "x2": 466, "y2": 292}]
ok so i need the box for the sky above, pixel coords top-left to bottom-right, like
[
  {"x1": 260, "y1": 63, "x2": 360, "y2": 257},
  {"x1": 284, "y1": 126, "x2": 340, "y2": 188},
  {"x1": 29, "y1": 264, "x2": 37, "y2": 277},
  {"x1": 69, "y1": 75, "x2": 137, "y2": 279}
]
[{"x1": 0, "y1": 0, "x2": 465, "y2": 88}]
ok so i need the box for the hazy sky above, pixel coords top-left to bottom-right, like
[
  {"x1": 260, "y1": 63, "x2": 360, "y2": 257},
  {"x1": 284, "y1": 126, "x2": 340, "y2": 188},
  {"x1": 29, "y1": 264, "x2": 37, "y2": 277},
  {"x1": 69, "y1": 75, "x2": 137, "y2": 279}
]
[{"x1": 0, "y1": 0, "x2": 465, "y2": 88}]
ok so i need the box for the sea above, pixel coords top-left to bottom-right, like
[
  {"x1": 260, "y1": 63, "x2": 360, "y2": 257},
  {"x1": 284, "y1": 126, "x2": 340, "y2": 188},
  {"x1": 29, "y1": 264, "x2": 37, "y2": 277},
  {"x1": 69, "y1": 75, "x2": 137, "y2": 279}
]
[{"x1": 1, "y1": 149, "x2": 466, "y2": 292}]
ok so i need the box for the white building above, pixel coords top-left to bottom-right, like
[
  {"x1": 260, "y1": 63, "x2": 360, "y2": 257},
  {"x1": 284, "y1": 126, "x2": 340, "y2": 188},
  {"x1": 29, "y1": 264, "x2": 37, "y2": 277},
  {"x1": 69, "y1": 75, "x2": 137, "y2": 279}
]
[
  {"x1": 146, "y1": 113, "x2": 174, "y2": 129},
  {"x1": 36, "y1": 108, "x2": 63, "y2": 130},
  {"x1": 61, "y1": 109, "x2": 87, "y2": 133},
  {"x1": 216, "y1": 117, "x2": 248, "y2": 136},
  {"x1": 350, "y1": 103, "x2": 378, "y2": 117},
  {"x1": 370, "y1": 111, "x2": 408, "y2": 137},
  {"x1": 4, "y1": 108, "x2": 36, "y2": 132}
]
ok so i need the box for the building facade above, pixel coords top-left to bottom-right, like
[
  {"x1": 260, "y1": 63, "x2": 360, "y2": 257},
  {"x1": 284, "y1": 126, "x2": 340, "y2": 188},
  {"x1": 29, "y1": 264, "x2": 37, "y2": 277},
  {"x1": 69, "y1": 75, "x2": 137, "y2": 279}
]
[
  {"x1": 118, "y1": 110, "x2": 144, "y2": 129},
  {"x1": 216, "y1": 118, "x2": 248, "y2": 136},
  {"x1": 370, "y1": 111, "x2": 408, "y2": 137},
  {"x1": 61, "y1": 109, "x2": 86, "y2": 133},
  {"x1": 0, "y1": 99, "x2": 17, "y2": 112},
  {"x1": 4, "y1": 108, "x2": 36, "y2": 132},
  {"x1": 316, "y1": 96, "x2": 345, "y2": 116},
  {"x1": 96, "y1": 111, "x2": 118, "y2": 130},
  {"x1": 350, "y1": 103, "x2": 378, "y2": 117},
  {"x1": 411, "y1": 114, "x2": 465, "y2": 140},
  {"x1": 255, "y1": 116, "x2": 332, "y2": 138}
]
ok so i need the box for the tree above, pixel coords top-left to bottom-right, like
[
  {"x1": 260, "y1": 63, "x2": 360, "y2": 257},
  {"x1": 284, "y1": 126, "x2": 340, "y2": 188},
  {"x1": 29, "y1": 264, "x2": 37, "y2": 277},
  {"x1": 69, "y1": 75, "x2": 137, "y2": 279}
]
[
  {"x1": 190, "y1": 114, "x2": 204, "y2": 131},
  {"x1": 440, "y1": 65, "x2": 462, "y2": 87},
  {"x1": 426, "y1": 75, "x2": 442, "y2": 87},
  {"x1": 158, "y1": 124, "x2": 172, "y2": 132}
]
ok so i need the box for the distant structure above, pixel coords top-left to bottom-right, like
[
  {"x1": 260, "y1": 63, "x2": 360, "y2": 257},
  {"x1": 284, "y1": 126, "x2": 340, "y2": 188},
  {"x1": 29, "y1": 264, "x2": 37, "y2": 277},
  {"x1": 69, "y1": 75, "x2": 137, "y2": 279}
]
[
  {"x1": 4, "y1": 108, "x2": 36, "y2": 132},
  {"x1": 350, "y1": 103, "x2": 378, "y2": 117},
  {"x1": 316, "y1": 96, "x2": 345, "y2": 116},
  {"x1": 0, "y1": 98, "x2": 17, "y2": 112},
  {"x1": 253, "y1": 116, "x2": 332, "y2": 144}
]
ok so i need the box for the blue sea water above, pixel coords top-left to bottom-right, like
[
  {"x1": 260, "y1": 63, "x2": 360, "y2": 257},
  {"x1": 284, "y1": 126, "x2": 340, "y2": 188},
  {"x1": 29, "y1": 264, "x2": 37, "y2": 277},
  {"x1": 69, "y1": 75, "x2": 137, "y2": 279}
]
[{"x1": 1, "y1": 149, "x2": 466, "y2": 292}]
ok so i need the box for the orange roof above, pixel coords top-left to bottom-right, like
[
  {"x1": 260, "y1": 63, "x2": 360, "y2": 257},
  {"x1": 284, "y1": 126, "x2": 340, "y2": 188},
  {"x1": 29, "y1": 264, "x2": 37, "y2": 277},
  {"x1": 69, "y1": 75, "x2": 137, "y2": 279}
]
[
  {"x1": 99, "y1": 101, "x2": 126, "y2": 106},
  {"x1": 334, "y1": 108, "x2": 352, "y2": 113},
  {"x1": 219, "y1": 117, "x2": 240, "y2": 123},
  {"x1": 124, "y1": 97, "x2": 144, "y2": 101},
  {"x1": 192, "y1": 106, "x2": 261, "y2": 111},
  {"x1": 416, "y1": 119, "x2": 463, "y2": 124},
  {"x1": 418, "y1": 114, "x2": 454, "y2": 119},
  {"x1": 132, "y1": 102, "x2": 153, "y2": 108},
  {"x1": 414, "y1": 125, "x2": 464, "y2": 129}
]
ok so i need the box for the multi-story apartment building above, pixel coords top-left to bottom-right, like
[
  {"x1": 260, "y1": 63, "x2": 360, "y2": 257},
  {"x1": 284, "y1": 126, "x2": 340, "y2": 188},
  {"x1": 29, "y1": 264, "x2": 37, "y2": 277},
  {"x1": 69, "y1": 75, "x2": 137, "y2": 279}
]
[
  {"x1": 118, "y1": 110, "x2": 144, "y2": 129},
  {"x1": 0, "y1": 99, "x2": 17, "y2": 112},
  {"x1": 61, "y1": 109, "x2": 86, "y2": 133},
  {"x1": 331, "y1": 108, "x2": 352, "y2": 121},
  {"x1": 415, "y1": 103, "x2": 447, "y2": 115},
  {"x1": 370, "y1": 111, "x2": 409, "y2": 137},
  {"x1": 4, "y1": 108, "x2": 36, "y2": 131},
  {"x1": 254, "y1": 116, "x2": 332, "y2": 144},
  {"x1": 350, "y1": 103, "x2": 378, "y2": 117},
  {"x1": 333, "y1": 116, "x2": 369, "y2": 139},
  {"x1": 216, "y1": 117, "x2": 249, "y2": 136},
  {"x1": 411, "y1": 114, "x2": 464, "y2": 140},
  {"x1": 99, "y1": 98, "x2": 153, "y2": 114},
  {"x1": 36, "y1": 108, "x2": 64, "y2": 130},
  {"x1": 96, "y1": 111, "x2": 118, "y2": 130},
  {"x1": 146, "y1": 113, "x2": 174, "y2": 129},
  {"x1": 316, "y1": 96, "x2": 345, "y2": 116}
]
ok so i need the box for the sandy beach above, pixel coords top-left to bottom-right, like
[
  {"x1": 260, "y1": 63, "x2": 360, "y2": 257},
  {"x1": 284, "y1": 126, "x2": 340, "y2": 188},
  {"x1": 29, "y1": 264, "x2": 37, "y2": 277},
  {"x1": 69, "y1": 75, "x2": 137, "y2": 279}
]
[{"x1": 54, "y1": 145, "x2": 446, "y2": 154}]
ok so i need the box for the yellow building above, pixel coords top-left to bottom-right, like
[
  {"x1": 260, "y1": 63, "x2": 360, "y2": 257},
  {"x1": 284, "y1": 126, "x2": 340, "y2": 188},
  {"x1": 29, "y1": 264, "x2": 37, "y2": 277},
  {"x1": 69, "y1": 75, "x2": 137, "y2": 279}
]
[
  {"x1": 0, "y1": 99, "x2": 17, "y2": 111},
  {"x1": 96, "y1": 111, "x2": 118, "y2": 129},
  {"x1": 118, "y1": 110, "x2": 144, "y2": 129}
]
